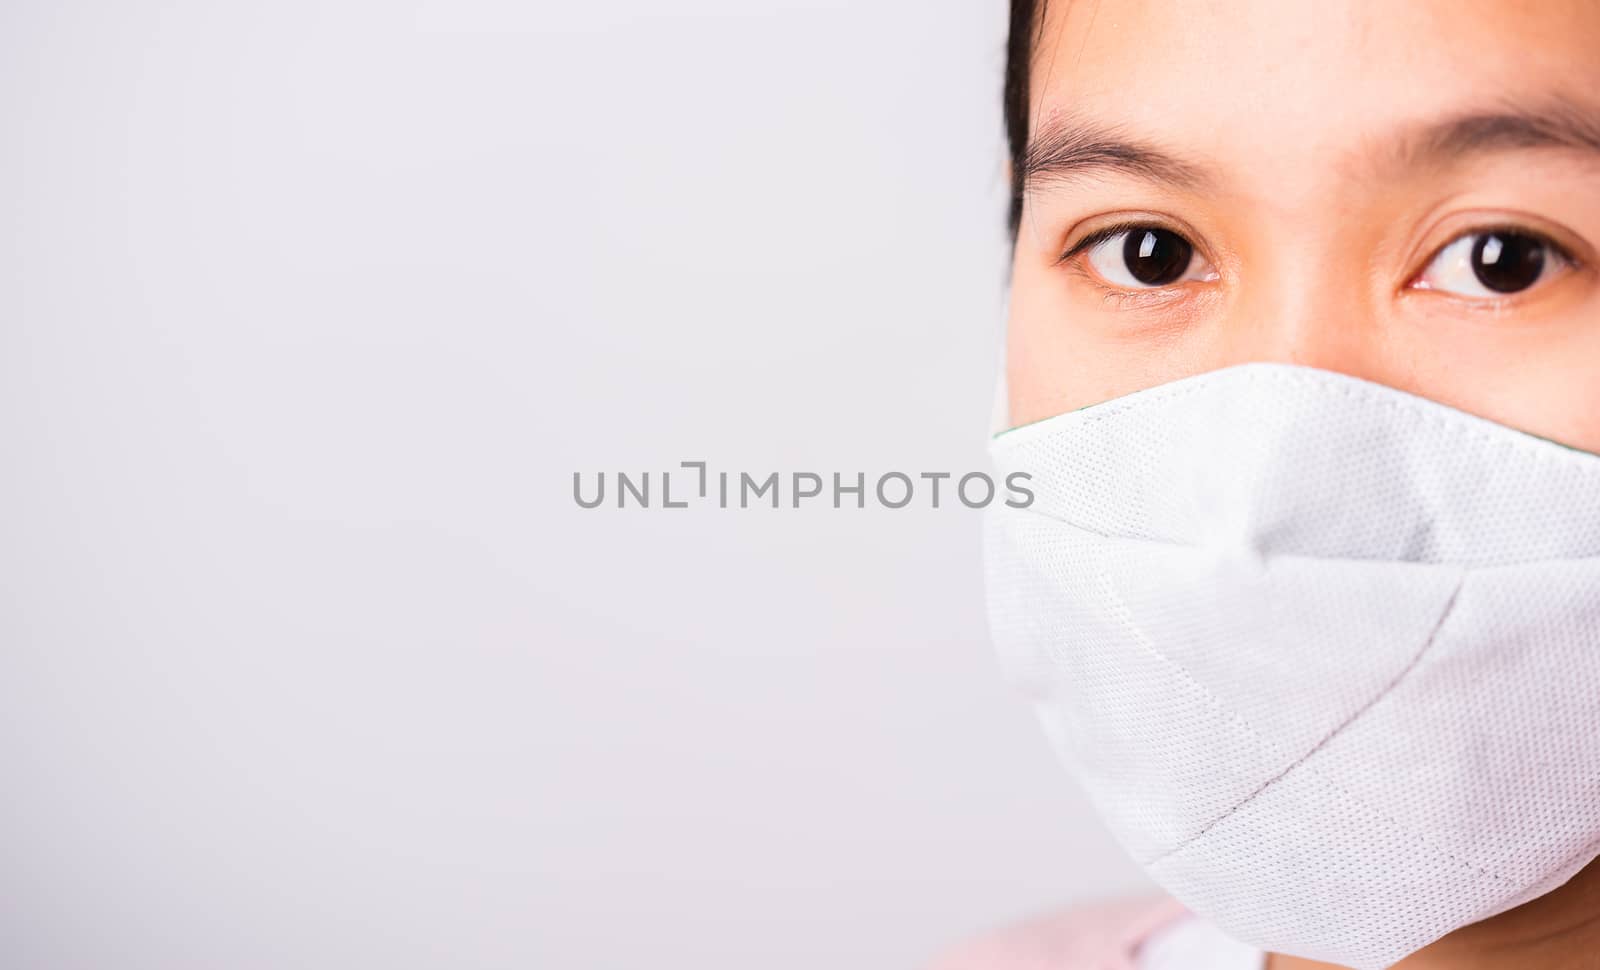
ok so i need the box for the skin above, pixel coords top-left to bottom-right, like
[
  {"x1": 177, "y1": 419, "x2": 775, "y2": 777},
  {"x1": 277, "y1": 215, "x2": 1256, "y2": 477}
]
[
  {"x1": 1006, "y1": 2, "x2": 1600, "y2": 966},
  {"x1": 1008, "y1": 0, "x2": 1600, "y2": 455},
  {"x1": 1271, "y1": 857, "x2": 1600, "y2": 970}
]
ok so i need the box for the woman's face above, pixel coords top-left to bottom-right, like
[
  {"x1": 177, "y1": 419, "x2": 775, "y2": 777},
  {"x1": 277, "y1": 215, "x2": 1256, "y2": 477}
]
[{"x1": 1008, "y1": 0, "x2": 1600, "y2": 452}]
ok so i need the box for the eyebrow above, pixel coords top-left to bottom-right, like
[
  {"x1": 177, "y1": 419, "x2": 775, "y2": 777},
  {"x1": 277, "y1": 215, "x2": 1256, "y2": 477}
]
[
  {"x1": 1388, "y1": 102, "x2": 1600, "y2": 171},
  {"x1": 1021, "y1": 116, "x2": 1211, "y2": 191},
  {"x1": 1021, "y1": 100, "x2": 1600, "y2": 196}
]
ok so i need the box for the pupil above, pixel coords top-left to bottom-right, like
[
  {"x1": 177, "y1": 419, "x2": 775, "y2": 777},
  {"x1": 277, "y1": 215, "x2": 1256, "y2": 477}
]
[
  {"x1": 1123, "y1": 229, "x2": 1192, "y2": 285},
  {"x1": 1471, "y1": 232, "x2": 1545, "y2": 293}
]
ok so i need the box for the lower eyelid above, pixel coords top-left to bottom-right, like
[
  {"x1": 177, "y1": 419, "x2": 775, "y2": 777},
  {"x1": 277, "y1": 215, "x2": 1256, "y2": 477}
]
[
  {"x1": 1091, "y1": 279, "x2": 1196, "y2": 309},
  {"x1": 1112, "y1": 294, "x2": 1183, "y2": 310}
]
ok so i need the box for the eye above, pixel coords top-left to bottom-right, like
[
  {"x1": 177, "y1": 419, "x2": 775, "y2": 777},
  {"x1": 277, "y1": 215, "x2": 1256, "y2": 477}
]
[
  {"x1": 1412, "y1": 229, "x2": 1571, "y2": 298},
  {"x1": 1079, "y1": 226, "x2": 1217, "y2": 289}
]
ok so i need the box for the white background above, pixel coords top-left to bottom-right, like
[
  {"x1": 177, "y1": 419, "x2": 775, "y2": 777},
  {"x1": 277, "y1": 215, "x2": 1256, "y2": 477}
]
[{"x1": 2, "y1": 2, "x2": 1146, "y2": 967}]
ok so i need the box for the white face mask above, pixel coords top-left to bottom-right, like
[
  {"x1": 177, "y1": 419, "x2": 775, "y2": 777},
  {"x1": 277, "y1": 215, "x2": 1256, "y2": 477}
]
[{"x1": 983, "y1": 363, "x2": 1600, "y2": 969}]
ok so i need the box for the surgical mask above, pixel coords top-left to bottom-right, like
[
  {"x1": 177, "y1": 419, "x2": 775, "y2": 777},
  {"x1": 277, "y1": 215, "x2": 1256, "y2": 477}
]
[{"x1": 983, "y1": 362, "x2": 1600, "y2": 969}]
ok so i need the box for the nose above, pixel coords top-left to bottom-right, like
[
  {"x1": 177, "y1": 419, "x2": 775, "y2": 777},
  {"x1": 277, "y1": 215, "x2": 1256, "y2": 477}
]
[{"x1": 1215, "y1": 232, "x2": 1407, "y2": 391}]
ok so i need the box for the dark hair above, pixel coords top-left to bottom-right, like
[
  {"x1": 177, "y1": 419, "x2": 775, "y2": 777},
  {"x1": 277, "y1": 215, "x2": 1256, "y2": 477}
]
[{"x1": 1004, "y1": 0, "x2": 1044, "y2": 235}]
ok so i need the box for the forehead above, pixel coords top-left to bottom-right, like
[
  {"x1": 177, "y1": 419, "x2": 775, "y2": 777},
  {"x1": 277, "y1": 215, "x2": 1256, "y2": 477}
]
[{"x1": 1029, "y1": 1, "x2": 1600, "y2": 166}]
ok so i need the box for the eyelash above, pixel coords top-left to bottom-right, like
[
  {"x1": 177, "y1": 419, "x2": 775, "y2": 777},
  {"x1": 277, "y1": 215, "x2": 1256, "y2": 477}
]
[
  {"x1": 1411, "y1": 225, "x2": 1578, "y2": 285},
  {"x1": 1057, "y1": 220, "x2": 1173, "y2": 265},
  {"x1": 1056, "y1": 219, "x2": 1213, "y2": 307},
  {"x1": 1055, "y1": 221, "x2": 1582, "y2": 303}
]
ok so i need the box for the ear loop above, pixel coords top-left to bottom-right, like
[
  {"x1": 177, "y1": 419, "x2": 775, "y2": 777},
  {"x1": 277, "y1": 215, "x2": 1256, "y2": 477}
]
[
  {"x1": 989, "y1": 361, "x2": 1010, "y2": 438},
  {"x1": 1003, "y1": 78, "x2": 1053, "y2": 440},
  {"x1": 1000, "y1": 13, "x2": 1065, "y2": 442},
  {"x1": 1018, "y1": 0, "x2": 1066, "y2": 265},
  {"x1": 989, "y1": 270, "x2": 1014, "y2": 438},
  {"x1": 1020, "y1": 182, "x2": 1051, "y2": 257}
]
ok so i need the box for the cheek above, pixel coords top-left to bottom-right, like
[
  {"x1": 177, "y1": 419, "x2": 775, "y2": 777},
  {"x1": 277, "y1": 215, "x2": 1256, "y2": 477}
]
[
  {"x1": 1004, "y1": 263, "x2": 1134, "y2": 427},
  {"x1": 1385, "y1": 292, "x2": 1600, "y2": 455},
  {"x1": 1498, "y1": 311, "x2": 1600, "y2": 454},
  {"x1": 1002, "y1": 257, "x2": 1226, "y2": 428},
  {"x1": 1459, "y1": 349, "x2": 1600, "y2": 456}
]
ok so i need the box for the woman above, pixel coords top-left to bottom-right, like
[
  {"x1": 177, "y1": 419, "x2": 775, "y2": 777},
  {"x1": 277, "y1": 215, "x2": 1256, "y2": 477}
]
[{"x1": 944, "y1": 2, "x2": 1600, "y2": 968}]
